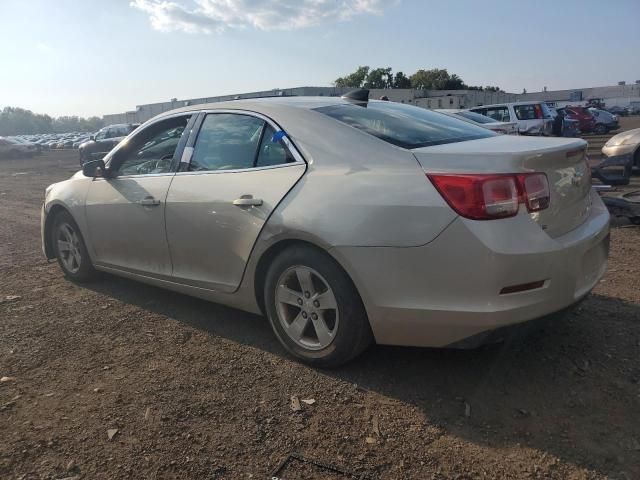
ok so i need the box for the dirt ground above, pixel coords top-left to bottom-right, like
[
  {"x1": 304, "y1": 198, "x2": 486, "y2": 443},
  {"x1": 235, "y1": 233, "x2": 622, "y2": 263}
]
[{"x1": 1, "y1": 141, "x2": 639, "y2": 479}]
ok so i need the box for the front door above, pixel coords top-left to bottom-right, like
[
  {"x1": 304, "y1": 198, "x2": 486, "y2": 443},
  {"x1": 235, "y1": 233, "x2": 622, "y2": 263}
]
[
  {"x1": 85, "y1": 114, "x2": 192, "y2": 276},
  {"x1": 165, "y1": 112, "x2": 305, "y2": 292}
]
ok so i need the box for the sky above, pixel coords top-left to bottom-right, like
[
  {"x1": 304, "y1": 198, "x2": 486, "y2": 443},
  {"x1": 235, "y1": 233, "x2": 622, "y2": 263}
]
[{"x1": 0, "y1": 0, "x2": 638, "y2": 118}]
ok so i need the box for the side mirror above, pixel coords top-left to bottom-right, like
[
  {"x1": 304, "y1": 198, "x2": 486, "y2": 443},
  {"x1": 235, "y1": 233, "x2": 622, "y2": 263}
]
[
  {"x1": 90, "y1": 135, "x2": 95, "y2": 141},
  {"x1": 82, "y1": 159, "x2": 107, "y2": 178}
]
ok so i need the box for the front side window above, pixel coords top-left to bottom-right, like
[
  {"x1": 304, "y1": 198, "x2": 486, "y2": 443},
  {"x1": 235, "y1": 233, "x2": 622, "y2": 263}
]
[
  {"x1": 110, "y1": 115, "x2": 191, "y2": 176},
  {"x1": 190, "y1": 114, "x2": 264, "y2": 171},
  {"x1": 315, "y1": 101, "x2": 494, "y2": 149},
  {"x1": 95, "y1": 129, "x2": 107, "y2": 141}
]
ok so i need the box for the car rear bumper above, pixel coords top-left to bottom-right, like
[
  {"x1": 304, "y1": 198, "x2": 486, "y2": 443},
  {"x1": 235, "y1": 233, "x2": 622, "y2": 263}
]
[{"x1": 331, "y1": 190, "x2": 610, "y2": 348}]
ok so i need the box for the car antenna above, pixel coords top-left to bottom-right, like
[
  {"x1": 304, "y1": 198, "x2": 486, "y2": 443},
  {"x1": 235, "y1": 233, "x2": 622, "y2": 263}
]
[{"x1": 341, "y1": 88, "x2": 370, "y2": 103}]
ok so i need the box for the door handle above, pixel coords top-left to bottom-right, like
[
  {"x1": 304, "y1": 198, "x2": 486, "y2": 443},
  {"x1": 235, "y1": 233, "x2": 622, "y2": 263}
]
[
  {"x1": 140, "y1": 197, "x2": 161, "y2": 206},
  {"x1": 233, "y1": 196, "x2": 263, "y2": 207}
]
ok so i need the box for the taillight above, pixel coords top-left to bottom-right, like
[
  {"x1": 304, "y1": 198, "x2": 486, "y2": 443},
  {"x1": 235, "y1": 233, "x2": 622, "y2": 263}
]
[
  {"x1": 534, "y1": 104, "x2": 543, "y2": 119},
  {"x1": 428, "y1": 173, "x2": 550, "y2": 220},
  {"x1": 518, "y1": 173, "x2": 550, "y2": 212}
]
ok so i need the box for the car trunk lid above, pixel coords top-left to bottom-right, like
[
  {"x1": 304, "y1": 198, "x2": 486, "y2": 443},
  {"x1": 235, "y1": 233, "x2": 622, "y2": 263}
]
[{"x1": 412, "y1": 135, "x2": 592, "y2": 238}]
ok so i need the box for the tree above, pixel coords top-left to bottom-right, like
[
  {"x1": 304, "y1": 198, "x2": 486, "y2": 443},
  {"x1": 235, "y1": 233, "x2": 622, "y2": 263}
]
[
  {"x1": 334, "y1": 66, "x2": 370, "y2": 88},
  {"x1": 334, "y1": 66, "x2": 496, "y2": 92},
  {"x1": 364, "y1": 67, "x2": 393, "y2": 89},
  {"x1": 0, "y1": 106, "x2": 104, "y2": 135},
  {"x1": 393, "y1": 71, "x2": 411, "y2": 89},
  {"x1": 410, "y1": 68, "x2": 467, "y2": 90}
]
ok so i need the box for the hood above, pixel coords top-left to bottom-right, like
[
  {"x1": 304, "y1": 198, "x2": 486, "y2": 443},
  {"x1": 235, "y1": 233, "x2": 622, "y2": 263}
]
[{"x1": 605, "y1": 128, "x2": 640, "y2": 147}]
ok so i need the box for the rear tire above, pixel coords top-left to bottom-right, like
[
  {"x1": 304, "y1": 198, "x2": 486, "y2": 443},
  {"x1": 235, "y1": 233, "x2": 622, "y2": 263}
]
[
  {"x1": 51, "y1": 211, "x2": 97, "y2": 282},
  {"x1": 264, "y1": 245, "x2": 372, "y2": 367}
]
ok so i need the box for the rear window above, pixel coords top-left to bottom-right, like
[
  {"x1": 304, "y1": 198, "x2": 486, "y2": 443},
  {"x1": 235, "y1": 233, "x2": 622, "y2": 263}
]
[
  {"x1": 514, "y1": 104, "x2": 538, "y2": 120},
  {"x1": 472, "y1": 106, "x2": 511, "y2": 122},
  {"x1": 315, "y1": 101, "x2": 494, "y2": 149},
  {"x1": 455, "y1": 111, "x2": 496, "y2": 124}
]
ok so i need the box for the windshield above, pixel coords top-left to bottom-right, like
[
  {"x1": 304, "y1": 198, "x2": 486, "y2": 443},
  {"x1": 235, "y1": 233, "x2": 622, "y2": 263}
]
[
  {"x1": 315, "y1": 101, "x2": 494, "y2": 149},
  {"x1": 455, "y1": 111, "x2": 496, "y2": 124}
]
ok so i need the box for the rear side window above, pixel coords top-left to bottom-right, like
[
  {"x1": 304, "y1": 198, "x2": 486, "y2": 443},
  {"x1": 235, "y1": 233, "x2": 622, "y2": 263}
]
[
  {"x1": 514, "y1": 104, "x2": 537, "y2": 120},
  {"x1": 256, "y1": 125, "x2": 296, "y2": 167},
  {"x1": 514, "y1": 104, "x2": 551, "y2": 120},
  {"x1": 315, "y1": 101, "x2": 494, "y2": 149},
  {"x1": 190, "y1": 114, "x2": 264, "y2": 171},
  {"x1": 484, "y1": 106, "x2": 511, "y2": 122}
]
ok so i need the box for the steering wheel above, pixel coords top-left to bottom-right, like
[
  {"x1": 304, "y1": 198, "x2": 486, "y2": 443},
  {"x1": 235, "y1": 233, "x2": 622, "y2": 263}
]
[{"x1": 135, "y1": 154, "x2": 174, "y2": 175}]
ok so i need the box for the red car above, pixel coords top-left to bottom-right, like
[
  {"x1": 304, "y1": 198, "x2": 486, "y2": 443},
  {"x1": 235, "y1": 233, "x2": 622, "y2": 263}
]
[{"x1": 560, "y1": 106, "x2": 596, "y2": 133}]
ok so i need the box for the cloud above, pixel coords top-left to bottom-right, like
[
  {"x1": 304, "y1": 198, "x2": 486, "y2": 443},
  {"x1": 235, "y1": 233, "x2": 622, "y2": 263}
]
[{"x1": 130, "y1": 0, "x2": 389, "y2": 34}]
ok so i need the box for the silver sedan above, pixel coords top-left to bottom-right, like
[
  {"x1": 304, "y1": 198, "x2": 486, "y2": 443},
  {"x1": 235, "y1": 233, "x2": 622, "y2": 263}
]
[
  {"x1": 601, "y1": 127, "x2": 640, "y2": 172},
  {"x1": 41, "y1": 94, "x2": 610, "y2": 366}
]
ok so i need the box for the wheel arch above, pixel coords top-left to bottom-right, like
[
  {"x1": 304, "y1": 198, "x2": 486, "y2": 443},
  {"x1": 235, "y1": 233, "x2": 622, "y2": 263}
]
[
  {"x1": 43, "y1": 204, "x2": 75, "y2": 260},
  {"x1": 252, "y1": 238, "x2": 368, "y2": 322}
]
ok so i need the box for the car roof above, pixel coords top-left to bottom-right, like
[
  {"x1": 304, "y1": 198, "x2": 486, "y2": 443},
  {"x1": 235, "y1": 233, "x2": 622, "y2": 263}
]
[
  {"x1": 471, "y1": 101, "x2": 548, "y2": 108},
  {"x1": 104, "y1": 123, "x2": 138, "y2": 128},
  {"x1": 158, "y1": 96, "x2": 355, "y2": 117}
]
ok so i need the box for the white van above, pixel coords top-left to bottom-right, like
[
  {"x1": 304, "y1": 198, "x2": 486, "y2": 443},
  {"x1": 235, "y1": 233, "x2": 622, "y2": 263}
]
[{"x1": 468, "y1": 101, "x2": 554, "y2": 135}]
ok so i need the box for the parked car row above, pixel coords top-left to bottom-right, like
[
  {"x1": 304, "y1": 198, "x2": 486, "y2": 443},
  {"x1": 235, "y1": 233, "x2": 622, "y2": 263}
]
[
  {"x1": 455, "y1": 101, "x2": 622, "y2": 137},
  {"x1": 0, "y1": 136, "x2": 40, "y2": 157},
  {"x1": 4, "y1": 132, "x2": 93, "y2": 153},
  {"x1": 3, "y1": 124, "x2": 141, "y2": 164},
  {"x1": 607, "y1": 105, "x2": 640, "y2": 117}
]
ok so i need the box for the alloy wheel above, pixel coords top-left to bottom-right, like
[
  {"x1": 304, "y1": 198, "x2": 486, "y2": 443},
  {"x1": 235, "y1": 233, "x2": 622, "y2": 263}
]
[
  {"x1": 57, "y1": 222, "x2": 82, "y2": 274},
  {"x1": 275, "y1": 266, "x2": 339, "y2": 350}
]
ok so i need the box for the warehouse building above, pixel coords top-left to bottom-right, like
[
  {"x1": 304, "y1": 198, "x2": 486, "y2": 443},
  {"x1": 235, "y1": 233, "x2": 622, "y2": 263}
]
[{"x1": 103, "y1": 82, "x2": 640, "y2": 125}]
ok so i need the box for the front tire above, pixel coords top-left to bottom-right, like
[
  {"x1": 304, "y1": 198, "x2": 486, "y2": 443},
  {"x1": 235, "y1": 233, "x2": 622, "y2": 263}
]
[
  {"x1": 264, "y1": 245, "x2": 372, "y2": 367},
  {"x1": 51, "y1": 211, "x2": 96, "y2": 281}
]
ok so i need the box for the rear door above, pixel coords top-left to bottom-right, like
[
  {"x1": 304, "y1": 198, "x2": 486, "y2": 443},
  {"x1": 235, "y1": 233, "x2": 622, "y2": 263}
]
[{"x1": 165, "y1": 111, "x2": 306, "y2": 293}]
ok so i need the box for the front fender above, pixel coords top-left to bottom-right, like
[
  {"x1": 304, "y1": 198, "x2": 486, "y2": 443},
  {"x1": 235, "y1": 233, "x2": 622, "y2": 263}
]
[{"x1": 42, "y1": 175, "x2": 94, "y2": 261}]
